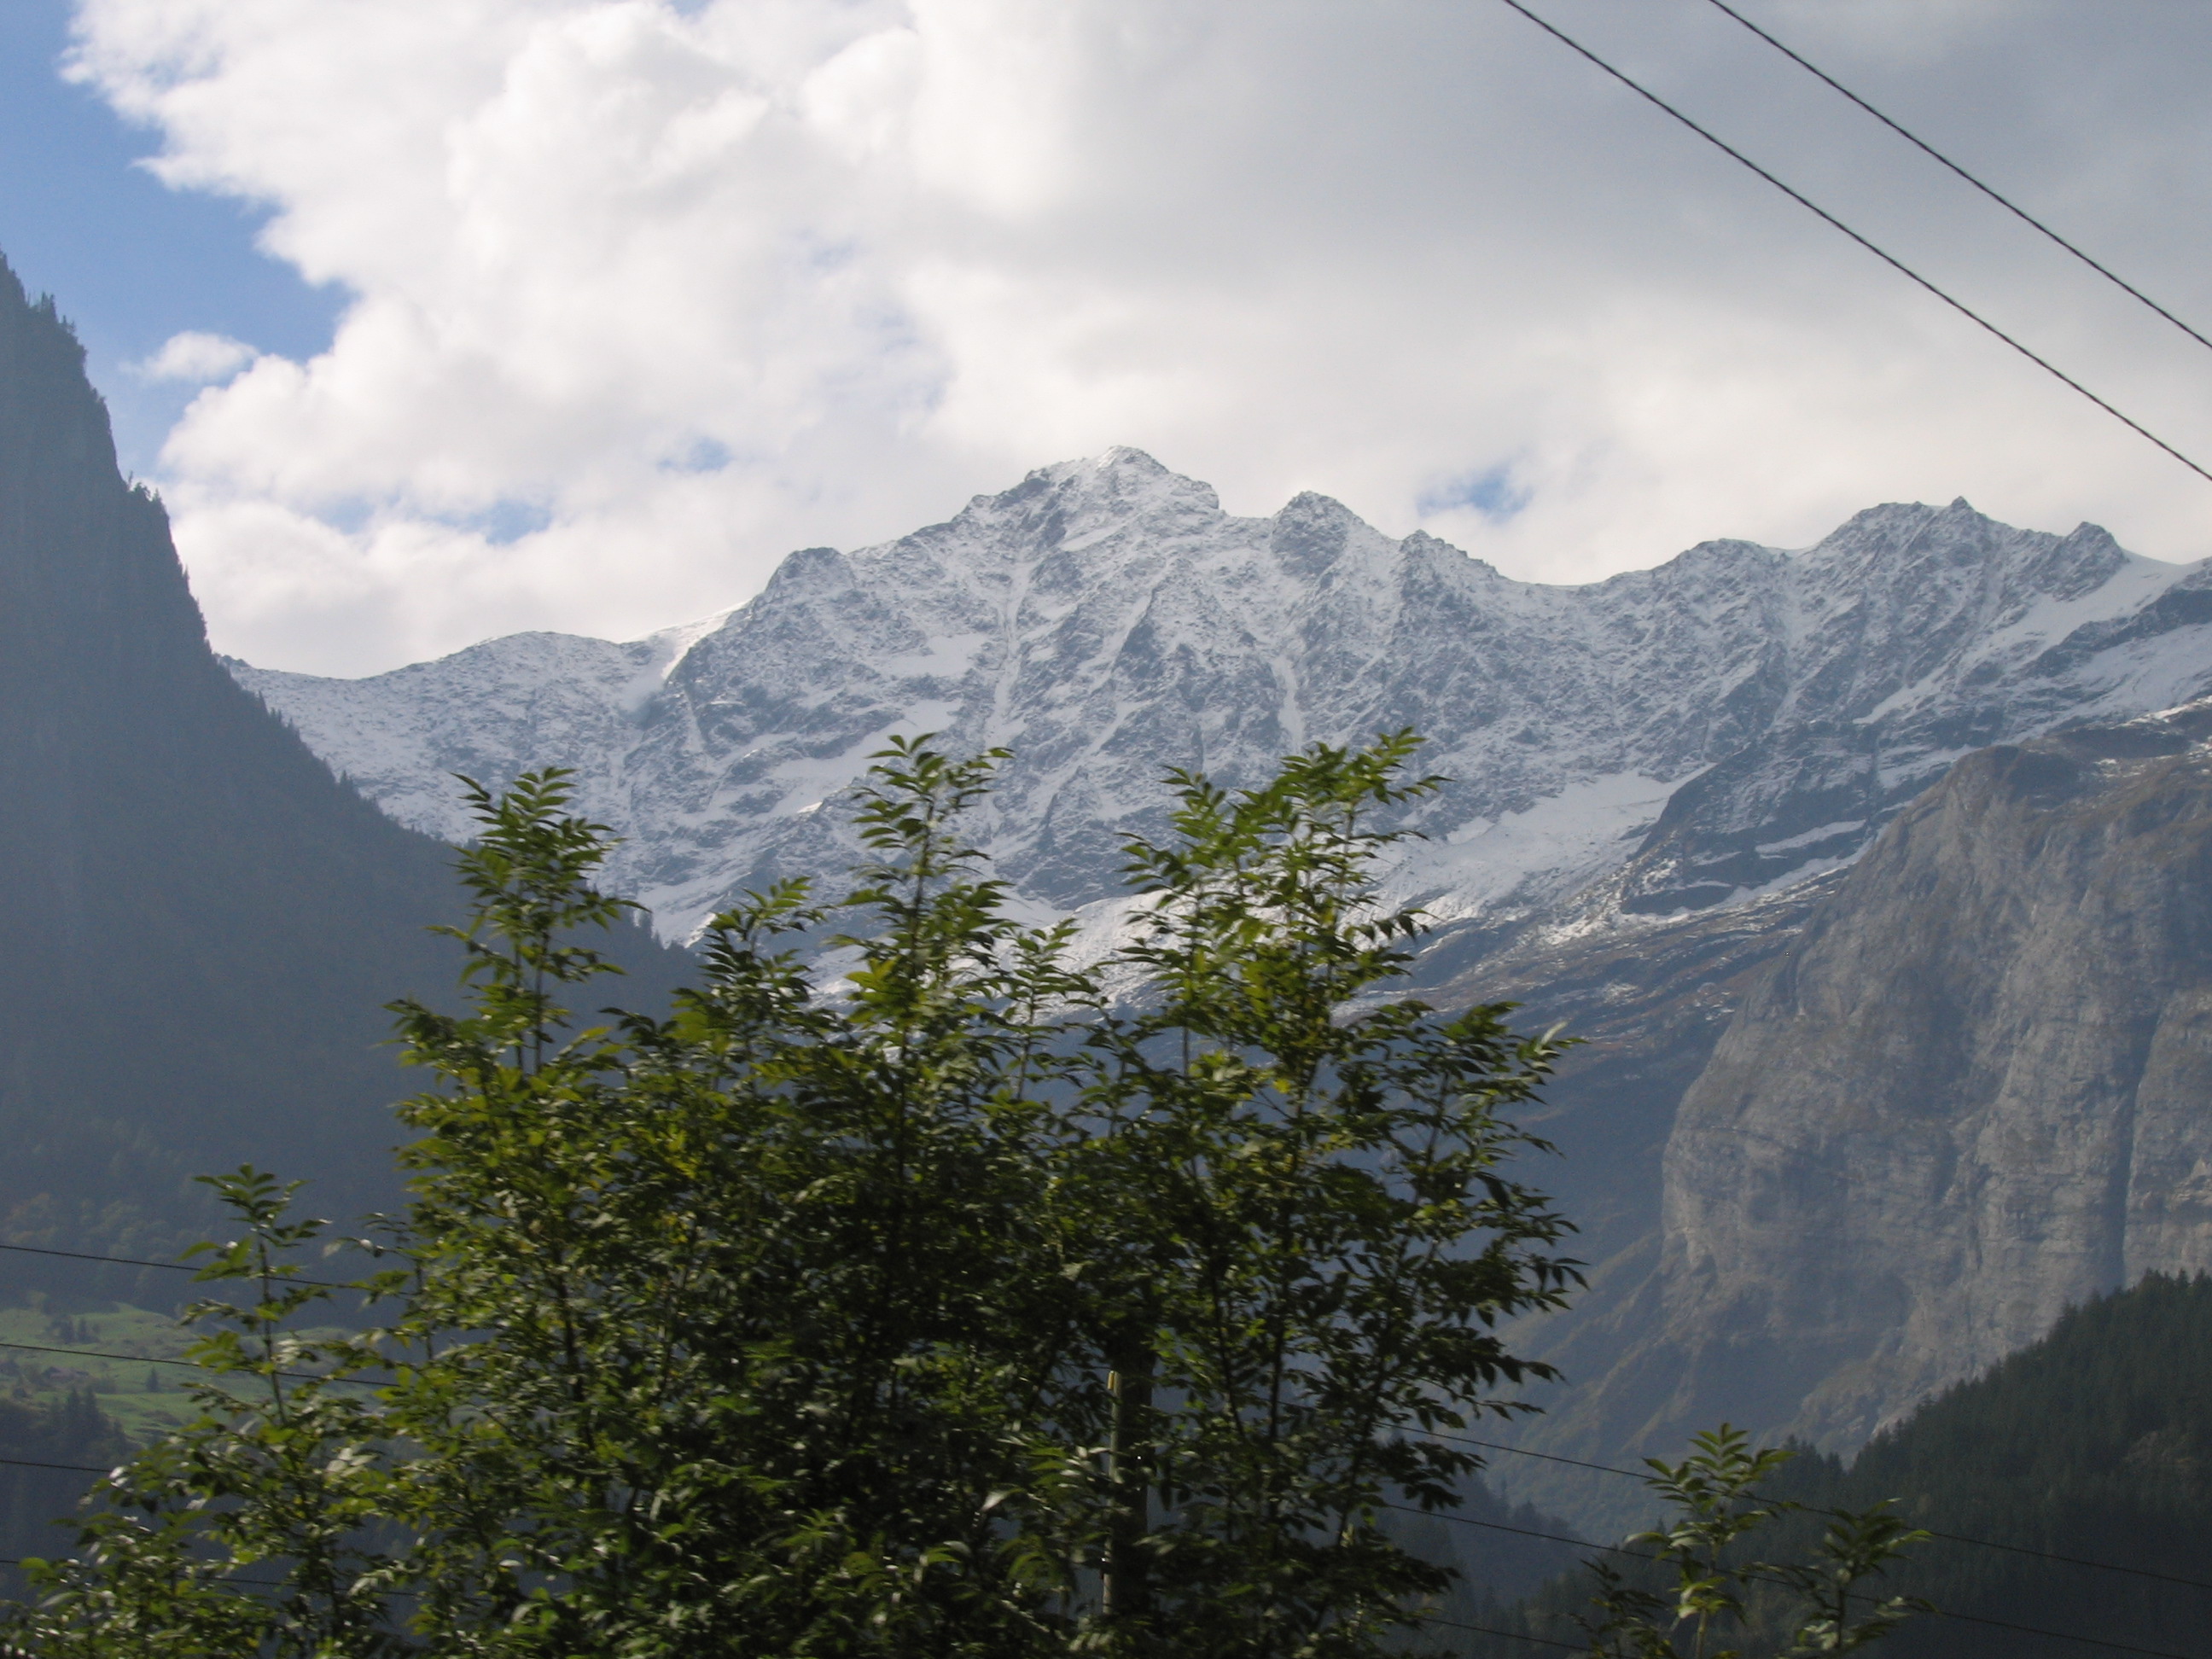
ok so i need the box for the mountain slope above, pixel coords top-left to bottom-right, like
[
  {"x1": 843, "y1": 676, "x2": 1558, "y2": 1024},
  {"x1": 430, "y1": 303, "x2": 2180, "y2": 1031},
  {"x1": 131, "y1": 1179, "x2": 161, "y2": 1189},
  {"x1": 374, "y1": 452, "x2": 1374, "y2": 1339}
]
[
  {"x1": 1473, "y1": 1272, "x2": 2212, "y2": 1659},
  {"x1": 0, "y1": 256, "x2": 680, "y2": 1263},
  {"x1": 1670, "y1": 700, "x2": 2212, "y2": 1441}
]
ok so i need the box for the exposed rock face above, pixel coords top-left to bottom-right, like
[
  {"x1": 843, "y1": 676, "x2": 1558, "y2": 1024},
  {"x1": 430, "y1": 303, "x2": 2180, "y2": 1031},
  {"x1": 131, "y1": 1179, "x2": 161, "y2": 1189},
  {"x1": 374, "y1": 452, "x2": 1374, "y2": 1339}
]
[
  {"x1": 231, "y1": 452, "x2": 2212, "y2": 952},
  {"x1": 1672, "y1": 701, "x2": 2212, "y2": 1439},
  {"x1": 1508, "y1": 702, "x2": 2212, "y2": 1526},
  {"x1": 1428, "y1": 875, "x2": 1839, "y2": 1298}
]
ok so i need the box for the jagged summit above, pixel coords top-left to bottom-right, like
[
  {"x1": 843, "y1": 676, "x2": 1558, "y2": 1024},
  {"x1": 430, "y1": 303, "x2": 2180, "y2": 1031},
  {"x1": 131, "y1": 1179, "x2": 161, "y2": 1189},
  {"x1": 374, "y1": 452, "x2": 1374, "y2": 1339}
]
[
  {"x1": 233, "y1": 454, "x2": 2212, "y2": 952},
  {"x1": 913, "y1": 447, "x2": 1229, "y2": 574}
]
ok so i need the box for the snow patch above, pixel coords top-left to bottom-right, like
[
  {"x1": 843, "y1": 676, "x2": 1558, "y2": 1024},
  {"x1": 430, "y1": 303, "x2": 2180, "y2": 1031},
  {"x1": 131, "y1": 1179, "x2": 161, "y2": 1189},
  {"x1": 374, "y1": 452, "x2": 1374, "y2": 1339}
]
[
  {"x1": 1755, "y1": 821, "x2": 1863, "y2": 856},
  {"x1": 1397, "y1": 774, "x2": 1676, "y2": 923}
]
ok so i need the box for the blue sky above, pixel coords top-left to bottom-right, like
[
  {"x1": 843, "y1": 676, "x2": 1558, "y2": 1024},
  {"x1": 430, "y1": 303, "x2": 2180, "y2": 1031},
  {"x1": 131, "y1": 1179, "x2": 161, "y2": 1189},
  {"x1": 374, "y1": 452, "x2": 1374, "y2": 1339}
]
[{"x1": 0, "y1": 0, "x2": 339, "y2": 474}]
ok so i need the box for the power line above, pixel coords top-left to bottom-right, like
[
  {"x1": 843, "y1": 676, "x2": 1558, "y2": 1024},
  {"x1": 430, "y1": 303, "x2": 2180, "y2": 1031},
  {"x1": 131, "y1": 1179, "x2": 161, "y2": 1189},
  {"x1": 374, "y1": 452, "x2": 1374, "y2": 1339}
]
[
  {"x1": 0, "y1": 1455, "x2": 112, "y2": 1476},
  {"x1": 1425, "y1": 1428, "x2": 1628, "y2": 1481},
  {"x1": 1386, "y1": 1500, "x2": 1602, "y2": 1556},
  {"x1": 1422, "y1": 1609, "x2": 1586, "y2": 1651},
  {"x1": 1698, "y1": 0, "x2": 2212, "y2": 358},
  {"x1": 1494, "y1": 0, "x2": 2212, "y2": 489},
  {"x1": 1921, "y1": 1610, "x2": 2200, "y2": 1659},
  {"x1": 0, "y1": 1553, "x2": 292, "y2": 1591},
  {"x1": 1416, "y1": 1427, "x2": 2212, "y2": 1595},
  {"x1": 3, "y1": 1338, "x2": 226, "y2": 1372},
  {"x1": 0, "y1": 1240, "x2": 356, "y2": 1291},
  {"x1": 0, "y1": 1338, "x2": 384, "y2": 1387},
  {"x1": 1910, "y1": 1528, "x2": 2212, "y2": 1594}
]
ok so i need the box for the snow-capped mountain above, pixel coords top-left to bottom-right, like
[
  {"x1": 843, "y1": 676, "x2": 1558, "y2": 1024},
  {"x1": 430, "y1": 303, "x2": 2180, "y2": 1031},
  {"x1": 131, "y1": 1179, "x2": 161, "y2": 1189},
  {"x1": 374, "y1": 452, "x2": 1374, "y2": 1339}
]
[
  {"x1": 231, "y1": 448, "x2": 2212, "y2": 955},
  {"x1": 225, "y1": 448, "x2": 2212, "y2": 1516}
]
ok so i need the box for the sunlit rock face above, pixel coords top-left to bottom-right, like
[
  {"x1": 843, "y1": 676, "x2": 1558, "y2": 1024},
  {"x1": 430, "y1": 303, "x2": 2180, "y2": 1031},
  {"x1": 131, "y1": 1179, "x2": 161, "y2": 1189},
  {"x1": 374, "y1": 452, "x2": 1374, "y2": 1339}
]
[
  {"x1": 1664, "y1": 705, "x2": 2212, "y2": 1442},
  {"x1": 1495, "y1": 704, "x2": 2212, "y2": 1531},
  {"x1": 232, "y1": 450, "x2": 2212, "y2": 958}
]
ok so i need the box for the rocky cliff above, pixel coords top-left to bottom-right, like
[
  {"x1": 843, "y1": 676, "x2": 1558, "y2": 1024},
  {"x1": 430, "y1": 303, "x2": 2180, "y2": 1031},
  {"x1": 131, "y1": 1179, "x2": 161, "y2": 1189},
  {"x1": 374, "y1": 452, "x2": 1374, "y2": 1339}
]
[{"x1": 1501, "y1": 701, "x2": 2212, "y2": 1525}]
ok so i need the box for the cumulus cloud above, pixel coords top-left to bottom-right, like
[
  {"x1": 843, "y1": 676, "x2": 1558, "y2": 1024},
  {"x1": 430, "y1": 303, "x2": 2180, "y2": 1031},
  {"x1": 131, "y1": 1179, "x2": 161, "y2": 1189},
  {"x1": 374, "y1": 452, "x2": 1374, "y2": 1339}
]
[
  {"x1": 65, "y1": 0, "x2": 2212, "y2": 674},
  {"x1": 133, "y1": 329, "x2": 258, "y2": 382}
]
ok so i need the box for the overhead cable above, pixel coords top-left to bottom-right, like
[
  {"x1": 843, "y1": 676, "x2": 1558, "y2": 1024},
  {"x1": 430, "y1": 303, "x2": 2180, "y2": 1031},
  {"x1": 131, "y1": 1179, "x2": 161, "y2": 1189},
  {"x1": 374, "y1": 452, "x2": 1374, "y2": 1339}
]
[
  {"x1": 0, "y1": 1454, "x2": 112, "y2": 1476},
  {"x1": 1422, "y1": 1610, "x2": 1586, "y2": 1651},
  {"x1": 0, "y1": 1239, "x2": 355, "y2": 1290},
  {"x1": 0, "y1": 1553, "x2": 291, "y2": 1591},
  {"x1": 1494, "y1": 0, "x2": 2212, "y2": 488},
  {"x1": 1699, "y1": 0, "x2": 2212, "y2": 358},
  {"x1": 0, "y1": 1337, "x2": 381, "y2": 1386}
]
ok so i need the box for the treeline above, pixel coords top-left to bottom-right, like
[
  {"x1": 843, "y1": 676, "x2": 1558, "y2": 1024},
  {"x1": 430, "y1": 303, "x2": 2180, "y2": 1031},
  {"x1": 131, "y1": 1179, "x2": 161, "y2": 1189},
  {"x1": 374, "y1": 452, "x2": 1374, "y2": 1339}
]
[
  {"x1": 1469, "y1": 1271, "x2": 2212, "y2": 1656},
  {"x1": 0, "y1": 1394, "x2": 131, "y2": 1598}
]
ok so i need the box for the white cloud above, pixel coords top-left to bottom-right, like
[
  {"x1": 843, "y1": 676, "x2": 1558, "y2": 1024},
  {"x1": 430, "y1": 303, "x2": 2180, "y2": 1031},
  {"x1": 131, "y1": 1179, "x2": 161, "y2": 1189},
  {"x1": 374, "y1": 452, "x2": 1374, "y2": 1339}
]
[
  {"x1": 66, "y1": 0, "x2": 2212, "y2": 675},
  {"x1": 133, "y1": 329, "x2": 257, "y2": 381}
]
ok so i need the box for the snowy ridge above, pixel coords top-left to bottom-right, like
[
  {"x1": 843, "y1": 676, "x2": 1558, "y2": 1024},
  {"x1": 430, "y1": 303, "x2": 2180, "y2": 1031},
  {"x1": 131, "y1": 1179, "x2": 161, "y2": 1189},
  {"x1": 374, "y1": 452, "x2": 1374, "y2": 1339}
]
[{"x1": 230, "y1": 450, "x2": 2212, "y2": 948}]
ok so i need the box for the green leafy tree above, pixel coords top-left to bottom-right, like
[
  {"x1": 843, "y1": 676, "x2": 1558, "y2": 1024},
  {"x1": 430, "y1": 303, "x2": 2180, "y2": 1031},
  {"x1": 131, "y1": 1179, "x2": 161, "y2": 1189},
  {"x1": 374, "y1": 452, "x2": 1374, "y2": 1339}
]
[
  {"x1": 1066, "y1": 732, "x2": 1580, "y2": 1657},
  {"x1": 3, "y1": 736, "x2": 1587, "y2": 1657},
  {"x1": 373, "y1": 755, "x2": 1092, "y2": 1656}
]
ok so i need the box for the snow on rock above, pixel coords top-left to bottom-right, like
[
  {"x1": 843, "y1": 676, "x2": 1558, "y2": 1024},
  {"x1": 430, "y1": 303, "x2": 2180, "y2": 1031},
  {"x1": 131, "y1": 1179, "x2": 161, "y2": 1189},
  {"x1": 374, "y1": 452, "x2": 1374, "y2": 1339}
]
[{"x1": 229, "y1": 452, "x2": 2212, "y2": 947}]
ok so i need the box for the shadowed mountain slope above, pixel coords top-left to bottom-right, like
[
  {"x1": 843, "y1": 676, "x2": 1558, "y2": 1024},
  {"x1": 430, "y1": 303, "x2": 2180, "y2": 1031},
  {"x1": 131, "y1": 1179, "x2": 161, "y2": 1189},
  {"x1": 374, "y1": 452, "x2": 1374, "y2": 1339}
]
[
  {"x1": 0, "y1": 256, "x2": 681, "y2": 1265},
  {"x1": 1470, "y1": 1272, "x2": 2212, "y2": 1659}
]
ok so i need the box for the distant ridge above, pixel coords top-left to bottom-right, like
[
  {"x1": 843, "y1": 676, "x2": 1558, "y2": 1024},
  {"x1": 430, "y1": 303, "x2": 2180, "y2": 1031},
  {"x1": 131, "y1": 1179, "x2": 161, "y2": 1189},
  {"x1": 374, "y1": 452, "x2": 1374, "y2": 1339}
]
[{"x1": 233, "y1": 447, "x2": 2212, "y2": 1527}]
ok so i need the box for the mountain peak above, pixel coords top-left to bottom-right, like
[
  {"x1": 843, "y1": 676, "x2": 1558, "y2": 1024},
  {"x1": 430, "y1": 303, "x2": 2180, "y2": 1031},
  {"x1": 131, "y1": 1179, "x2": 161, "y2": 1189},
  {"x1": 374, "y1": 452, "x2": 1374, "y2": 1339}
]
[
  {"x1": 1270, "y1": 490, "x2": 1372, "y2": 578},
  {"x1": 231, "y1": 458, "x2": 2212, "y2": 942},
  {"x1": 1016, "y1": 446, "x2": 1220, "y2": 515}
]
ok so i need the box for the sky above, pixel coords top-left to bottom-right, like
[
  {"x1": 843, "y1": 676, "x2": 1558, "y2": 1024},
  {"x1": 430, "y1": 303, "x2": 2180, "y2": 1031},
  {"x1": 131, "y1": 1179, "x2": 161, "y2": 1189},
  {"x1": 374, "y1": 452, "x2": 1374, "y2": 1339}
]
[{"x1": 4, "y1": 0, "x2": 2212, "y2": 678}]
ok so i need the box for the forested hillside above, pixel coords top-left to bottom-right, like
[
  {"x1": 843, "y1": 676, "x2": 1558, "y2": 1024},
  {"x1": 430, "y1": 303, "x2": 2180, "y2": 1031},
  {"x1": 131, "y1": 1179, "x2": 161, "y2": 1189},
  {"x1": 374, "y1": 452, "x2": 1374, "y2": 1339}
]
[
  {"x1": 0, "y1": 1390, "x2": 131, "y2": 1599},
  {"x1": 0, "y1": 257, "x2": 690, "y2": 1278},
  {"x1": 1470, "y1": 1272, "x2": 2212, "y2": 1656}
]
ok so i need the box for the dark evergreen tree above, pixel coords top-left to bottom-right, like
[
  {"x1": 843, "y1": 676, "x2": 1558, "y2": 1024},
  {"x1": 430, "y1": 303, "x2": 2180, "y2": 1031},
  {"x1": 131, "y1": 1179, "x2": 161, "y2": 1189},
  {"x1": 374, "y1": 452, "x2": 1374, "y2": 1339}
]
[{"x1": 1471, "y1": 1275, "x2": 2212, "y2": 1657}]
